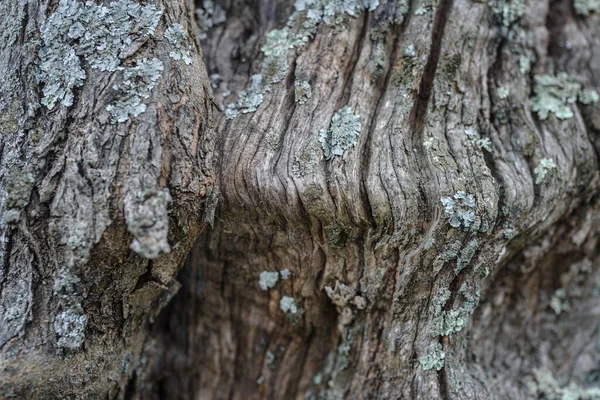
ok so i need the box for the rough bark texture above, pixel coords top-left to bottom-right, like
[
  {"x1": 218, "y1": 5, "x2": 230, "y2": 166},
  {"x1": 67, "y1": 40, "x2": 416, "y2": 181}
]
[
  {"x1": 147, "y1": 0, "x2": 600, "y2": 399},
  {"x1": 2, "y1": 0, "x2": 600, "y2": 399},
  {"x1": 0, "y1": 0, "x2": 215, "y2": 397}
]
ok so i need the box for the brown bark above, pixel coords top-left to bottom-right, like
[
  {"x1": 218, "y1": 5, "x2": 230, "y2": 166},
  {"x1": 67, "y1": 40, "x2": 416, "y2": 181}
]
[
  {"x1": 144, "y1": 0, "x2": 600, "y2": 399},
  {"x1": 2, "y1": 0, "x2": 600, "y2": 399}
]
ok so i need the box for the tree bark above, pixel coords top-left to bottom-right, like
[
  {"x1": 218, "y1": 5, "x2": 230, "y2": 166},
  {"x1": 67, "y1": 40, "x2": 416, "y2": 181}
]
[
  {"x1": 0, "y1": 0, "x2": 215, "y2": 397},
  {"x1": 2, "y1": 0, "x2": 600, "y2": 399}
]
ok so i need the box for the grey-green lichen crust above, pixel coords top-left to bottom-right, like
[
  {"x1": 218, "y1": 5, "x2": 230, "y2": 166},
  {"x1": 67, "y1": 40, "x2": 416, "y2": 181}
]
[
  {"x1": 164, "y1": 24, "x2": 193, "y2": 65},
  {"x1": 533, "y1": 157, "x2": 556, "y2": 185},
  {"x1": 225, "y1": 0, "x2": 379, "y2": 119},
  {"x1": 574, "y1": 0, "x2": 600, "y2": 16},
  {"x1": 440, "y1": 191, "x2": 476, "y2": 229},
  {"x1": 259, "y1": 271, "x2": 279, "y2": 290},
  {"x1": 319, "y1": 106, "x2": 361, "y2": 159},
  {"x1": 531, "y1": 73, "x2": 599, "y2": 120},
  {"x1": 294, "y1": 79, "x2": 312, "y2": 105},
  {"x1": 280, "y1": 296, "x2": 298, "y2": 314},
  {"x1": 53, "y1": 269, "x2": 87, "y2": 350},
  {"x1": 106, "y1": 58, "x2": 164, "y2": 122},
  {"x1": 125, "y1": 188, "x2": 172, "y2": 259},
  {"x1": 195, "y1": 0, "x2": 226, "y2": 39},
  {"x1": 38, "y1": 0, "x2": 162, "y2": 116},
  {"x1": 419, "y1": 342, "x2": 445, "y2": 371}
]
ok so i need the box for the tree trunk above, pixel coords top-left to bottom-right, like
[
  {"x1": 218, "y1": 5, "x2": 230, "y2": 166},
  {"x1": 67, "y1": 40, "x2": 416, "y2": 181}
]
[{"x1": 2, "y1": 0, "x2": 600, "y2": 399}]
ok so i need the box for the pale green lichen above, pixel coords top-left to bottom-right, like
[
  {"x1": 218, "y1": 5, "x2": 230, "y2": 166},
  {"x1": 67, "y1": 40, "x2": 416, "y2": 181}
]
[
  {"x1": 519, "y1": 55, "x2": 532, "y2": 74},
  {"x1": 497, "y1": 86, "x2": 510, "y2": 99},
  {"x1": 574, "y1": 0, "x2": 600, "y2": 16},
  {"x1": 121, "y1": 352, "x2": 133, "y2": 373},
  {"x1": 295, "y1": 79, "x2": 312, "y2": 105},
  {"x1": 439, "y1": 309, "x2": 469, "y2": 336},
  {"x1": 2, "y1": 167, "x2": 34, "y2": 225},
  {"x1": 419, "y1": 343, "x2": 445, "y2": 371},
  {"x1": 466, "y1": 128, "x2": 492, "y2": 152},
  {"x1": 265, "y1": 128, "x2": 282, "y2": 150},
  {"x1": 528, "y1": 369, "x2": 600, "y2": 399},
  {"x1": 125, "y1": 188, "x2": 172, "y2": 259},
  {"x1": 496, "y1": 0, "x2": 526, "y2": 27},
  {"x1": 195, "y1": 0, "x2": 226, "y2": 39},
  {"x1": 209, "y1": 73, "x2": 221, "y2": 89},
  {"x1": 456, "y1": 239, "x2": 479, "y2": 272},
  {"x1": 335, "y1": 329, "x2": 355, "y2": 371},
  {"x1": 580, "y1": 89, "x2": 600, "y2": 105},
  {"x1": 259, "y1": 271, "x2": 280, "y2": 290},
  {"x1": 164, "y1": 24, "x2": 193, "y2": 65},
  {"x1": 440, "y1": 191, "x2": 476, "y2": 229},
  {"x1": 477, "y1": 137, "x2": 492, "y2": 152},
  {"x1": 106, "y1": 58, "x2": 163, "y2": 122},
  {"x1": 53, "y1": 269, "x2": 87, "y2": 350},
  {"x1": 38, "y1": 0, "x2": 162, "y2": 110},
  {"x1": 292, "y1": 142, "x2": 321, "y2": 177},
  {"x1": 225, "y1": 74, "x2": 265, "y2": 119},
  {"x1": 54, "y1": 310, "x2": 87, "y2": 350},
  {"x1": 550, "y1": 288, "x2": 570, "y2": 315},
  {"x1": 433, "y1": 241, "x2": 462, "y2": 272},
  {"x1": 423, "y1": 236, "x2": 435, "y2": 250},
  {"x1": 280, "y1": 296, "x2": 298, "y2": 314},
  {"x1": 266, "y1": 350, "x2": 276, "y2": 366},
  {"x1": 534, "y1": 157, "x2": 556, "y2": 184},
  {"x1": 319, "y1": 106, "x2": 361, "y2": 159},
  {"x1": 280, "y1": 269, "x2": 291, "y2": 280},
  {"x1": 531, "y1": 73, "x2": 598, "y2": 120},
  {"x1": 226, "y1": 0, "x2": 379, "y2": 119},
  {"x1": 325, "y1": 281, "x2": 356, "y2": 307}
]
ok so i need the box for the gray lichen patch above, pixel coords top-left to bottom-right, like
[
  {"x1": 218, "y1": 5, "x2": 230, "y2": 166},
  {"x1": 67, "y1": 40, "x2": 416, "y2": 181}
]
[
  {"x1": 550, "y1": 288, "x2": 569, "y2": 315},
  {"x1": 292, "y1": 141, "x2": 321, "y2": 177},
  {"x1": 294, "y1": 79, "x2": 312, "y2": 105},
  {"x1": 439, "y1": 308, "x2": 469, "y2": 336},
  {"x1": 533, "y1": 157, "x2": 556, "y2": 185},
  {"x1": 125, "y1": 188, "x2": 172, "y2": 259},
  {"x1": 280, "y1": 296, "x2": 298, "y2": 314},
  {"x1": 164, "y1": 24, "x2": 193, "y2": 65},
  {"x1": 319, "y1": 106, "x2": 361, "y2": 159},
  {"x1": 391, "y1": 44, "x2": 424, "y2": 90},
  {"x1": 456, "y1": 239, "x2": 479, "y2": 272},
  {"x1": 54, "y1": 310, "x2": 87, "y2": 350},
  {"x1": 225, "y1": 74, "x2": 266, "y2": 119},
  {"x1": 195, "y1": 0, "x2": 226, "y2": 39},
  {"x1": 225, "y1": 0, "x2": 379, "y2": 118},
  {"x1": 53, "y1": 269, "x2": 87, "y2": 350},
  {"x1": 106, "y1": 58, "x2": 163, "y2": 122},
  {"x1": 465, "y1": 127, "x2": 492, "y2": 153},
  {"x1": 574, "y1": 0, "x2": 600, "y2": 16},
  {"x1": 259, "y1": 271, "x2": 279, "y2": 290},
  {"x1": 527, "y1": 368, "x2": 600, "y2": 399},
  {"x1": 419, "y1": 342, "x2": 445, "y2": 371},
  {"x1": 531, "y1": 73, "x2": 599, "y2": 120},
  {"x1": 38, "y1": 0, "x2": 162, "y2": 109},
  {"x1": 2, "y1": 166, "x2": 34, "y2": 225},
  {"x1": 440, "y1": 191, "x2": 476, "y2": 229},
  {"x1": 325, "y1": 281, "x2": 356, "y2": 307},
  {"x1": 495, "y1": 0, "x2": 526, "y2": 28},
  {"x1": 432, "y1": 241, "x2": 461, "y2": 273},
  {"x1": 280, "y1": 269, "x2": 291, "y2": 280}
]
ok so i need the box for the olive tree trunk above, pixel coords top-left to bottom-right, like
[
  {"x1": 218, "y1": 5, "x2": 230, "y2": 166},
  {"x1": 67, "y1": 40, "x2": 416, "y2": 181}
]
[{"x1": 2, "y1": 0, "x2": 600, "y2": 399}]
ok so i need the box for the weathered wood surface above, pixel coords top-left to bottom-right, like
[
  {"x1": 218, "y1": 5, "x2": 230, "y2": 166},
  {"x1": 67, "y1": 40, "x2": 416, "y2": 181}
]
[{"x1": 1, "y1": 0, "x2": 600, "y2": 399}]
